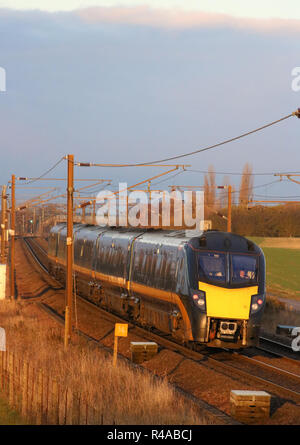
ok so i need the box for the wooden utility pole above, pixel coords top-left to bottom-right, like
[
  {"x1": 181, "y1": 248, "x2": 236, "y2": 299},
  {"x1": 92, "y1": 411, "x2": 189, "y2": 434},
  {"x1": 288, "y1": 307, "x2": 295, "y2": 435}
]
[
  {"x1": 227, "y1": 185, "x2": 232, "y2": 233},
  {"x1": 65, "y1": 155, "x2": 74, "y2": 348},
  {"x1": 10, "y1": 175, "x2": 15, "y2": 299},
  {"x1": 1, "y1": 186, "x2": 7, "y2": 263}
]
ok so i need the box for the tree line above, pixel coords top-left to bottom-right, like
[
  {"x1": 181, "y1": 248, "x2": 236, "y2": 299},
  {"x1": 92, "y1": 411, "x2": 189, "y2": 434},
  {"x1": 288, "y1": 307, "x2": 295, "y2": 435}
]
[{"x1": 203, "y1": 163, "x2": 300, "y2": 237}]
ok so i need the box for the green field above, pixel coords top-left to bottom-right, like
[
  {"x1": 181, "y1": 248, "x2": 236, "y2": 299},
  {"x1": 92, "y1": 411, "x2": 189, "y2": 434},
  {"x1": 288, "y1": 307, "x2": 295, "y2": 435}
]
[
  {"x1": 248, "y1": 237, "x2": 300, "y2": 299},
  {"x1": 248, "y1": 236, "x2": 265, "y2": 246},
  {"x1": 263, "y1": 248, "x2": 300, "y2": 298},
  {"x1": 0, "y1": 396, "x2": 26, "y2": 425}
]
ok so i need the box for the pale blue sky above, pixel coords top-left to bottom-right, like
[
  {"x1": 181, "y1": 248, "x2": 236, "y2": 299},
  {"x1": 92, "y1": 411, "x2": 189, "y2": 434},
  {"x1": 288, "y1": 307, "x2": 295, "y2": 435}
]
[
  {"x1": 0, "y1": 0, "x2": 300, "y2": 19},
  {"x1": 0, "y1": 5, "x2": 300, "y2": 201}
]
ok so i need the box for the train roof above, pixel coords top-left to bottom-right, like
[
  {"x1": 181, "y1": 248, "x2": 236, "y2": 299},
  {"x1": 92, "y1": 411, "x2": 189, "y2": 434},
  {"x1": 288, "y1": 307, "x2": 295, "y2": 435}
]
[{"x1": 50, "y1": 223, "x2": 260, "y2": 253}]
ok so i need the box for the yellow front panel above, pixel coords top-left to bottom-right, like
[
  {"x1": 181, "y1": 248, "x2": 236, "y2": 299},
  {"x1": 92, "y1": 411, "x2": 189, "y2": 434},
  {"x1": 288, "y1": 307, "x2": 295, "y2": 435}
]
[{"x1": 198, "y1": 281, "x2": 258, "y2": 320}]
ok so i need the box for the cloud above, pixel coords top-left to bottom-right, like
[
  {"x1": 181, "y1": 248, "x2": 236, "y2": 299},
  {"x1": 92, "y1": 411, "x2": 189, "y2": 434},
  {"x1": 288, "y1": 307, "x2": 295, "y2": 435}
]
[{"x1": 75, "y1": 5, "x2": 300, "y2": 34}]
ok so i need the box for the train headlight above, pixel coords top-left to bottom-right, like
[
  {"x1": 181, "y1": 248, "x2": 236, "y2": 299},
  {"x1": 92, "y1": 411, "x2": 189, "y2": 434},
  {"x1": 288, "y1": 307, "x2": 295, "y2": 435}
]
[
  {"x1": 191, "y1": 290, "x2": 206, "y2": 311},
  {"x1": 250, "y1": 294, "x2": 264, "y2": 314}
]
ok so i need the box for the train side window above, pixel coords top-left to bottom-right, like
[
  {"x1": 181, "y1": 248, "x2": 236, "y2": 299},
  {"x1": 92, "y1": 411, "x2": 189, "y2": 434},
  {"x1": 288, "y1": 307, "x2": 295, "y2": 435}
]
[
  {"x1": 100, "y1": 245, "x2": 107, "y2": 267},
  {"x1": 115, "y1": 246, "x2": 121, "y2": 268},
  {"x1": 158, "y1": 254, "x2": 166, "y2": 289},
  {"x1": 132, "y1": 248, "x2": 142, "y2": 283},
  {"x1": 150, "y1": 252, "x2": 157, "y2": 286},
  {"x1": 107, "y1": 246, "x2": 113, "y2": 265},
  {"x1": 178, "y1": 257, "x2": 185, "y2": 288},
  {"x1": 169, "y1": 259, "x2": 177, "y2": 282},
  {"x1": 150, "y1": 250, "x2": 157, "y2": 278},
  {"x1": 174, "y1": 259, "x2": 179, "y2": 281},
  {"x1": 140, "y1": 251, "x2": 148, "y2": 282},
  {"x1": 165, "y1": 260, "x2": 171, "y2": 289},
  {"x1": 145, "y1": 254, "x2": 152, "y2": 283},
  {"x1": 139, "y1": 250, "x2": 145, "y2": 273},
  {"x1": 109, "y1": 246, "x2": 116, "y2": 272},
  {"x1": 115, "y1": 246, "x2": 125, "y2": 277},
  {"x1": 84, "y1": 240, "x2": 94, "y2": 269}
]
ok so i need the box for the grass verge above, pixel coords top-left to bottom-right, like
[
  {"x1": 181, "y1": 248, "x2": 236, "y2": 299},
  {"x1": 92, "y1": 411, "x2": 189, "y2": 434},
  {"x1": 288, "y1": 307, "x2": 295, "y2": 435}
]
[
  {"x1": 0, "y1": 299, "x2": 211, "y2": 425},
  {"x1": 0, "y1": 395, "x2": 26, "y2": 425}
]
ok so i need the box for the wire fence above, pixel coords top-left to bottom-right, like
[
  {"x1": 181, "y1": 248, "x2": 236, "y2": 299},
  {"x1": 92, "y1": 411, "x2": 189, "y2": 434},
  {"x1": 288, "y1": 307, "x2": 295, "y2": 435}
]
[{"x1": 0, "y1": 349, "x2": 114, "y2": 425}]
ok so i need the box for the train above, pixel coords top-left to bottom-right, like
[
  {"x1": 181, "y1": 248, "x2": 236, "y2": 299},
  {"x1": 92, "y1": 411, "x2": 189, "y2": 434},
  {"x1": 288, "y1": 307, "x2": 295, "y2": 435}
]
[{"x1": 47, "y1": 223, "x2": 266, "y2": 349}]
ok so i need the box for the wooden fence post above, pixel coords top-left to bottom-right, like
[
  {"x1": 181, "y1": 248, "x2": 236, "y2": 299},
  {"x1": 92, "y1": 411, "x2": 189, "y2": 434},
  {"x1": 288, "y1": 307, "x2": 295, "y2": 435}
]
[
  {"x1": 0, "y1": 350, "x2": 98, "y2": 427},
  {"x1": 64, "y1": 387, "x2": 73, "y2": 425},
  {"x1": 51, "y1": 379, "x2": 59, "y2": 425},
  {"x1": 30, "y1": 366, "x2": 36, "y2": 424},
  {"x1": 21, "y1": 361, "x2": 29, "y2": 419},
  {"x1": 3, "y1": 350, "x2": 7, "y2": 395},
  {"x1": 72, "y1": 391, "x2": 81, "y2": 425},
  {"x1": 44, "y1": 375, "x2": 49, "y2": 425},
  {"x1": 16, "y1": 357, "x2": 21, "y2": 412},
  {"x1": 8, "y1": 352, "x2": 14, "y2": 407},
  {"x1": 0, "y1": 351, "x2": 3, "y2": 390},
  {"x1": 36, "y1": 369, "x2": 43, "y2": 425}
]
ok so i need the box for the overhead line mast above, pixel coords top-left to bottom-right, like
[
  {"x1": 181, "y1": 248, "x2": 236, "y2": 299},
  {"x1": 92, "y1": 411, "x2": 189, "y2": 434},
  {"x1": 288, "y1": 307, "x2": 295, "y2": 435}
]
[
  {"x1": 10, "y1": 174, "x2": 15, "y2": 299},
  {"x1": 1, "y1": 186, "x2": 7, "y2": 264},
  {"x1": 65, "y1": 154, "x2": 74, "y2": 349}
]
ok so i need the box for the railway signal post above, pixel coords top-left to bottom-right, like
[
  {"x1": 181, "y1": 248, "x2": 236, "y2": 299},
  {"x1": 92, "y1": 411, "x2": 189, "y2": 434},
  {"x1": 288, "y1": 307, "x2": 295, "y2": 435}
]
[{"x1": 64, "y1": 154, "x2": 74, "y2": 349}]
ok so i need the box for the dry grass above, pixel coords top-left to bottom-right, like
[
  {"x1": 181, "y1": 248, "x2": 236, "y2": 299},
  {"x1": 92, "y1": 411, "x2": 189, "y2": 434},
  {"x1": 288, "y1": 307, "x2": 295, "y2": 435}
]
[
  {"x1": 0, "y1": 300, "x2": 209, "y2": 425},
  {"x1": 261, "y1": 296, "x2": 300, "y2": 333}
]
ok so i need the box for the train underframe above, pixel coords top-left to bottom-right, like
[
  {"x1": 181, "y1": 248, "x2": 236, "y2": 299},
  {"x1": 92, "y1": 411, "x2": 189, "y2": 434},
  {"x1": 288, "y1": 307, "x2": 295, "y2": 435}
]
[
  {"x1": 194, "y1": 313, "x2": 260, "y2": 349},
  {"x1": 49, "y1": 260, "x2": 260, "y2": 349}
]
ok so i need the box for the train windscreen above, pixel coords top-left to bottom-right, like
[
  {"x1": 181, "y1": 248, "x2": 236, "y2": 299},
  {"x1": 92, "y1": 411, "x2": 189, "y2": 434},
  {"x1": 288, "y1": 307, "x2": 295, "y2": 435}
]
[
  {"x1": 231, "y1": 254, "x2": 257, "y2": 284},
  {"x1": 197, "y1": 252, "x2": 258, "y2": 286},
  {"x1": 198, "y1": 252, "x2": 226, "y2": 284}
]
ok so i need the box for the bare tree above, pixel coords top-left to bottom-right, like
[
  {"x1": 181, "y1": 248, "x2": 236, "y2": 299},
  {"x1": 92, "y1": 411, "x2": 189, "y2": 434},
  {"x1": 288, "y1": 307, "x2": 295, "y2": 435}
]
[
  {"x1": 204, "y1": 165, "x2": 217, "y2": 216},
  {"x1": 204, "y1": 174, "x2": 210, "y2": 216},
  {"x1": 219, "y1": 175, "x2": 230, "y2": 209},
  {"x1": 239, "y1": 163, "x2": 253, "y2": 207},
  {"x1": 208, "y1": 165, "x2": 216, "y2": 210},
  {"x1": 231, "y1": 184, "x2": 236, "y2": 207}
]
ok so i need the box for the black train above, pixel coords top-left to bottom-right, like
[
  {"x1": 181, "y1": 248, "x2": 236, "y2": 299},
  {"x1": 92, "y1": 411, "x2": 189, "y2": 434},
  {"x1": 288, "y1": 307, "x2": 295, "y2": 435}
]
[{"x1": 48, "y1": 223, "x2": 266, "y2": 348}]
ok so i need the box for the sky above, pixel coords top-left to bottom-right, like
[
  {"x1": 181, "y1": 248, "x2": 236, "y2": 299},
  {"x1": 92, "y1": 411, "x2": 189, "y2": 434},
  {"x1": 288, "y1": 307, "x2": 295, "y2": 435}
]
[
  {"x1": 0, "y1": 2, "x2": 300, "y2": 203},
  {"x1": 1, "y1": 0, "x2": 300, "y2": 19}
]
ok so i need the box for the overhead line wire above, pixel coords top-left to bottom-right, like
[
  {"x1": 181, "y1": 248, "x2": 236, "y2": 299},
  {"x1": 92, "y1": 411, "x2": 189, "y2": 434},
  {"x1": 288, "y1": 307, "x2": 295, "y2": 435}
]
[
  {"x1": 76, "y1": 110, "x2": 300, "y2": 167},
  {"x1": 20, "y1": 157, "x2": 65, "y2": 185}
]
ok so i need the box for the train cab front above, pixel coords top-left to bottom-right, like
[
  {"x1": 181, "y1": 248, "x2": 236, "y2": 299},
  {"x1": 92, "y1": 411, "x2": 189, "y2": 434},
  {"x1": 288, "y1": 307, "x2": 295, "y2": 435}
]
[{"x1": 187, "y1": 233, "x2": 266, "y2": 349}]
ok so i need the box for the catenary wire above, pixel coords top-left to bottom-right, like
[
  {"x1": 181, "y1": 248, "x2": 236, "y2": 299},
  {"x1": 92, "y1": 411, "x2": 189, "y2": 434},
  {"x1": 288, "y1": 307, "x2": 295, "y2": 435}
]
[{"x1": 76, "y1": 111, "x2": 299, "y2": 167}]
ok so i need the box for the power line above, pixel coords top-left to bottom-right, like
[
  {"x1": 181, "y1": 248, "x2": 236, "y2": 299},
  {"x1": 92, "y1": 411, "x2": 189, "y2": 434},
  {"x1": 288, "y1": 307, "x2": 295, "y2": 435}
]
[
  {"x1": 187, "y1": 169, "x2": 300, "y2": 176},
  {"x1": 253, "y1": 193, "x2": 300, "y2": 199},
  {"x1": 215, "y1": 179, "x2": 282, "y2": 197},
  {"x1": 19, "y1": 157, "x2": 65, "y2": 185},
  {"x1": 151, "y1": 170, "x2": 186, "y2": 186},
  {"x1": 76, "y1": 109, "x2": 300, "y2": 167}
]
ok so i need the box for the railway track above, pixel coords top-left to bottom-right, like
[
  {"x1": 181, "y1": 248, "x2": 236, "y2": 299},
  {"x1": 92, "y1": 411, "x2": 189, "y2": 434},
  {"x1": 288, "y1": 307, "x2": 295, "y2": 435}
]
[
  {"x1": 20, "y1": 236, "x2": 300, "y2": 423},
  {"x1": 258, "y1": 335, "x2": 300, "y2": 359}
]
